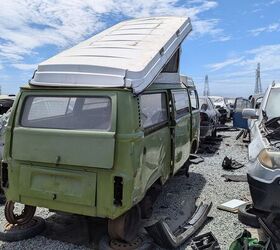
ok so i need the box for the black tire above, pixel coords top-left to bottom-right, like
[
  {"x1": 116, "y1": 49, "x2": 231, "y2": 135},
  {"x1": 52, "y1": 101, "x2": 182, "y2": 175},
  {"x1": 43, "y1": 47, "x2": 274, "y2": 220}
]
[
  {"x1": 238, "y1": 204, "x2": 267, "y2": 228},
  {"x1": 0, "y1": 216, "x2": 45, "y2": 242},
  {"x1": 98, "y1": 234, "x2": 154, "y2": 250}
]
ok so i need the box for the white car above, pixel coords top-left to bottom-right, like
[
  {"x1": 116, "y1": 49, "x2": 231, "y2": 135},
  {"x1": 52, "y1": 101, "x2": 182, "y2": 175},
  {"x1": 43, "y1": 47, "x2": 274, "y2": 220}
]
[
  {"x1": 209, "y1": 96, "x2": 231, "y2": 123},
  {"x1": 243, "y1": 82, "x2": 280, "y2": 213}
]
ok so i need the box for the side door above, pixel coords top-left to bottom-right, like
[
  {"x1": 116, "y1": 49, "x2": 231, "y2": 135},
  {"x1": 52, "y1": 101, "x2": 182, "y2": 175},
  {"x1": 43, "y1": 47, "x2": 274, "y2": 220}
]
[
  {"x1": 171, "y1": 90, "x2": 191, "y2": 174},
  {"x1": 233, "y1": 98, "x2": 251, "y2": 129},
  {"x1": 140, "y1": 92, "x2": 171, "y2": 188}
]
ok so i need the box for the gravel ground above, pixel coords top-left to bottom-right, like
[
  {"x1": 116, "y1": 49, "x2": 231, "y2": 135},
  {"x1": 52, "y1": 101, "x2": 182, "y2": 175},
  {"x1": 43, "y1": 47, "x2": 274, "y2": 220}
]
[{"x1": 0, "y1": 129, "x2": 250, "y2": 250}]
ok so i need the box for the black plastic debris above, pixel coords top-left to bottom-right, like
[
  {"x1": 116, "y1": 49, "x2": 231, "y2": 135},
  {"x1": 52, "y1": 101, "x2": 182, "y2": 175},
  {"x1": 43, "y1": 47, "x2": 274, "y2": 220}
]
[
  {"x1": 191, "y1": 232, "x2": 220, "y2": 250},
  {"x1": 222, "y1": 156, "x2": 244, "y2": 170},
  {"x1": 222, "y1": 174, "x2": 247, "y2": 182},
  {"x1": 145, "y1": 202, "x2": 212, "y2": 249}
]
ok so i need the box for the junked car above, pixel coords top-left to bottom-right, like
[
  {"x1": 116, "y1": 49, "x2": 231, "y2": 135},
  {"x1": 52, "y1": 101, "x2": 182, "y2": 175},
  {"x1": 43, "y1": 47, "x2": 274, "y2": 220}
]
[
  {"x1": 1, "y1": 17, "x2": 201, "y2": 244},
  {"x1": 243, "y1": 82, "x2": 280, "y2": 213},
  {"x1": 192, "y1": 96, "x2": 218, "y2": 139},
  {"x1": 209, "y1": 96, "x2": 230, "y2": 124}
]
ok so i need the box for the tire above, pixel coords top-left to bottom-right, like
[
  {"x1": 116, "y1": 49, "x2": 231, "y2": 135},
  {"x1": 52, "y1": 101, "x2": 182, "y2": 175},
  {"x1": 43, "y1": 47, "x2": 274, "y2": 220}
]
[
  {"x1": 238, "y1": 204, "x2": 267, "y2": 228},
  {"x1": 98, "y1": 234, "x2": 154, "y2": 250},
  {"x1": 0, "y1": 216, "x2": 45, "y2": 242}
]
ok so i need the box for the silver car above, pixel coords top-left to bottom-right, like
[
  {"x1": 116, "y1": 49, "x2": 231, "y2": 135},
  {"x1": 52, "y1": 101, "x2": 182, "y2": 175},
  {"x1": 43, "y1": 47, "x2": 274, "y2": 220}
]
[{"x1": 243, "y1": 82, "x2": 280, "y2": 213}]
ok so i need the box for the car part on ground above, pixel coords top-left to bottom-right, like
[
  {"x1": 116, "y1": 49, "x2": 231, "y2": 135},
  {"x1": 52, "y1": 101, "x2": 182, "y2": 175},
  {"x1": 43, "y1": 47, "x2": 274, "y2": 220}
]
[
  {"x1": 189, "y1": 154, "x2": 205, "y2": 165},
  {"x1": 99, "y1": 234, "x2": 154, "y2": 250},
  {"x1": 0, "y1": 216, "x2": 45, "y2": 242},
  {"x1": 238, "y1": 203, "x2": 268, "y2": 228},
  {"x1": 221, "y1": 174, "x2": 247, "y2": 182},
  {"x1": 222, "y1": 156, "x2": 244, "y2": 170},
  {"x1": 145, "y1": 202, "x2": 212, "y2": 249},
  {"x1": 190, "y1": 232, "x2": 220, "y2": 250},
  {"x1": 4, "y1": 201, "x2": 36, "y2": 225}
]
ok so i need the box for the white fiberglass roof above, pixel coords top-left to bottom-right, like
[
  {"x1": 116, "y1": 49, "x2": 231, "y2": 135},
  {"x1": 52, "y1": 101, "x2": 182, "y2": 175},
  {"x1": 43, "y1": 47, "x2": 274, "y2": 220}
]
[{"x1": 30, "y1": 16, "x2": 192, "y2": 94}]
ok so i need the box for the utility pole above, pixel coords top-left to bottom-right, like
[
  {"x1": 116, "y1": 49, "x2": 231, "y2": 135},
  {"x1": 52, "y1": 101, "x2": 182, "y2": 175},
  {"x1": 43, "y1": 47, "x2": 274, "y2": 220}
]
[
  {"x1": 203, "y1": 75, "x2": 210, "y2": 96},
  {"x1": 254, "y1": 63, "x2": 262, "y2": 94}
]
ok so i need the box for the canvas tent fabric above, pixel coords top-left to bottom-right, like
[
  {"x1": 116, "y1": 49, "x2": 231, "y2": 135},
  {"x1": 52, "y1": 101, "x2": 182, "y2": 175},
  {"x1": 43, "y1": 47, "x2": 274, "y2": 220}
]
[{"x1": 30, "y1": 16, "x2": 192, "y2": 94}]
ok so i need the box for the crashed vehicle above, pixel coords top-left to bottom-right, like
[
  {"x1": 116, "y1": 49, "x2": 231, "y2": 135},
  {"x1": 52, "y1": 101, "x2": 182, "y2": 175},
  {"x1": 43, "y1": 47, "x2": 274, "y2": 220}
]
[
  {"x1": 243, "y1": 82, "x2": 280, "y2": 213},
  {"x1": 209, "y1": 96, "x2": 230, "y2": 124},
  {"x1": 225, "y1": 97, "x2": 235, "y2": 118},
  {"x1": 192, "y1": 96, "x2": 218, "y2": 139},
  {"x1": 0, "y1": 95, "x2": 15, "y2": 116},
  {"x1": 1, "y1": 17, "x2": 203, "y2": 243}
]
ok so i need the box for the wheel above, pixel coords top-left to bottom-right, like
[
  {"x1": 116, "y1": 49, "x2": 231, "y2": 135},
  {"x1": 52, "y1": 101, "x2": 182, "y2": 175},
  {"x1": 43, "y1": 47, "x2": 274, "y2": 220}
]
[
  {"x1": 5, "y1": 201, "x2": 36, "y2": 225},
  {"x1": 238, "y1": 203, "x2": 268, "y2": 228},
  {"x1": 0, "y1": 217, "x2": 45, "y2": 242},
  {"x1": 99, "y1": 234, "x2": 154, "y2": 250},
  {"x1": 108, "y1": 205, "x2": 141, "y2": 242}
]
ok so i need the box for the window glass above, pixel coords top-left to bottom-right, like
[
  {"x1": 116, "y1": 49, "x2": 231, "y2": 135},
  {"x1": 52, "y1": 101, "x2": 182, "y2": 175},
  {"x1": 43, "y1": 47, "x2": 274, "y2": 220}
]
[
  {"x1": 189, "y1": 90, "x2": 199, "y2": 110},
  {"x1": 266, "y1": 89, "x2": 280, "y2": 119},
  {"x1": 21, "y1": 96, "x2": 111, "y2": 130},
  {"x1": 236, "y1": 99, "x2": 251, "y2": 110},
  {"x1": 140, "y1": 93, "x2": 167, "y2": 128},
  {"x1": 174, "y1": 91, "x2": 190, "y2": 117}
]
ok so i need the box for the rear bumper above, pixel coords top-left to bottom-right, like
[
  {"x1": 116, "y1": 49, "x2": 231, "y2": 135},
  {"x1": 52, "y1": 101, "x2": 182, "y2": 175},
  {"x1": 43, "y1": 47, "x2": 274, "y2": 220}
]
[{"x1": 248, "y1": 174, "x2": 280, "y2": 213}]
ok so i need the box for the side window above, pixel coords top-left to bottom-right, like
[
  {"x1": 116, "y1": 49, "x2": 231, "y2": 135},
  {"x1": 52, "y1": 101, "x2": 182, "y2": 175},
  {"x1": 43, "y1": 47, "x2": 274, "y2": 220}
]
[
  {"x1": 189, "y1": 90, "x2": 199, "y2": 110},
  {"x1": 140, "y1": 93, "x2": 168, "y2": 129},
  {"x1": 173, "y1": 91, "x2": 190, "y2": 118}
]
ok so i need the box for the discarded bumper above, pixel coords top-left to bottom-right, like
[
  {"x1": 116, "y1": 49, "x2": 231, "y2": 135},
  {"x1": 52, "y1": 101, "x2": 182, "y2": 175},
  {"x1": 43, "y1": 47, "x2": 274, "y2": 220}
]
[
  {"x1": 145, "y1": 202, "x2": 212, "y2": 249},
  {"x1": 248, "y1": 174, "x2": 280, "y2": 213}
]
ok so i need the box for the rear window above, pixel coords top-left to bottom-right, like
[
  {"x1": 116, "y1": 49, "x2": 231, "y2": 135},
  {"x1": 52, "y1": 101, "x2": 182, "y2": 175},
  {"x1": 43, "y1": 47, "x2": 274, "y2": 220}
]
[{"x1": 21, "y1": 96, "x2": 112, "y2": 130}]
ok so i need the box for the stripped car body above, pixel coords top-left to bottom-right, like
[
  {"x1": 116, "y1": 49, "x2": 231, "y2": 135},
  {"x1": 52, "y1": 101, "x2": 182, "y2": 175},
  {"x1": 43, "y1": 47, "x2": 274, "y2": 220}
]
[
  {"x1": 195, "y1": 96, "x2": 218, "y2": 139},
  {"x1": 1, "y1": 17, "x2": 200, "y2": 239},
  {"x1": 244, "y1": 82, "x2": 280, "y2": 213}
]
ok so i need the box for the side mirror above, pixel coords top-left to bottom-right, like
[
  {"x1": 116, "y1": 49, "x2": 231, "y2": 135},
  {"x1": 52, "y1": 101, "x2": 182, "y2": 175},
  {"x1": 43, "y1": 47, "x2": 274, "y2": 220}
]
[
  {"x1": 201, "y1": 103, "x2": 208, "y2": 111},
  {"x1": 242, "y1": 108, "x2": 258, "y2": 119}
]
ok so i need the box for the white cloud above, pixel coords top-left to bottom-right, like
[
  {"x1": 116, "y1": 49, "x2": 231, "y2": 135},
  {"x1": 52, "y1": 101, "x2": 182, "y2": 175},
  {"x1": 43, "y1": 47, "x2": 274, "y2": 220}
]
[
  {"x1": 12, "y1": 64, "x2": 37, "y2": 71},
  {"x1": 205, "y1": 44, "x2": 280, "y2": 96},
  {"x1": 249, "y1": 22, "x2": 280, "y2": 36},
  {"x1": 208, "y1": 57, "x2": 244, "y2": 71},
  {"x1": 0, "y1": 0, "x2": 228, "y2": 67}
]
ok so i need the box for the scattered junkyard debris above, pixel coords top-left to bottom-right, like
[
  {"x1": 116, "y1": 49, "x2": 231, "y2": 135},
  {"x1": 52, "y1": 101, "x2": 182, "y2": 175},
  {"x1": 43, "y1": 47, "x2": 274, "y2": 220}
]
[
  {"x1": 238, "y1": 203, "x2": 268, "y2": 229},
  {"x1": 189, "y1": 154, "x2": 205, "y2": 165},
  {"x1": 222, "y1": 174, "x2": 247, "y2": 182},
  {"x1": 222, "y1": 156, "x2": 245, "y2": 170},
  {"x1": 0, "y1": 216, "x2": 45, "y2": 242},
  {"x1": 145, "y1": 202, "x2": 212, "y2": 249},
  {"x1": 190, "y1": 232, "x2": 220, "y2": 250},
  {"x1": 217, "y1": 199, "x2": 247, "y2": 213},
  {"x1": 229, "y1": 230, "x2": 272, "y2": 250}
]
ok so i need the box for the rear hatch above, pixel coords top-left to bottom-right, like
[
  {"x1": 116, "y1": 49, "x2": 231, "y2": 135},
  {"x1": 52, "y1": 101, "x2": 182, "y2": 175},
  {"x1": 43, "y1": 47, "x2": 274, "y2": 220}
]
[{"x1": 12, "y1": 91, "x2": 117, "y2": 169}]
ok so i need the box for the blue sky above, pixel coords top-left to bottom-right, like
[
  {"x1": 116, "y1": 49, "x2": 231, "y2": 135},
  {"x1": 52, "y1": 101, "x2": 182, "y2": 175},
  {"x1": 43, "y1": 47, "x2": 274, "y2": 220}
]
[{"x1": 0, "y1": 0, "x2": 279, "y2": 97}]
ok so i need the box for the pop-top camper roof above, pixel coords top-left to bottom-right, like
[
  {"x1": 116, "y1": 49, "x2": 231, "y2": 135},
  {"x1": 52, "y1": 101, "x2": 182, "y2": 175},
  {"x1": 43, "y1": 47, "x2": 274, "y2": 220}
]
[{"x1": 30, "y1": 16, "x2": 192, "y2": 94}]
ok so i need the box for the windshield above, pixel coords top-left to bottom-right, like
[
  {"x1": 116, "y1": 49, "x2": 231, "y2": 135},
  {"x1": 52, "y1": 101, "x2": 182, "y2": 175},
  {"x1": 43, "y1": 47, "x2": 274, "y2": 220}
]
[
  {"x1": 21, "y1": 96, "x2": 112, "y2": 130},
  {"x1": 265, "y1": 88, "x2": 280, "y2": 120}
]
